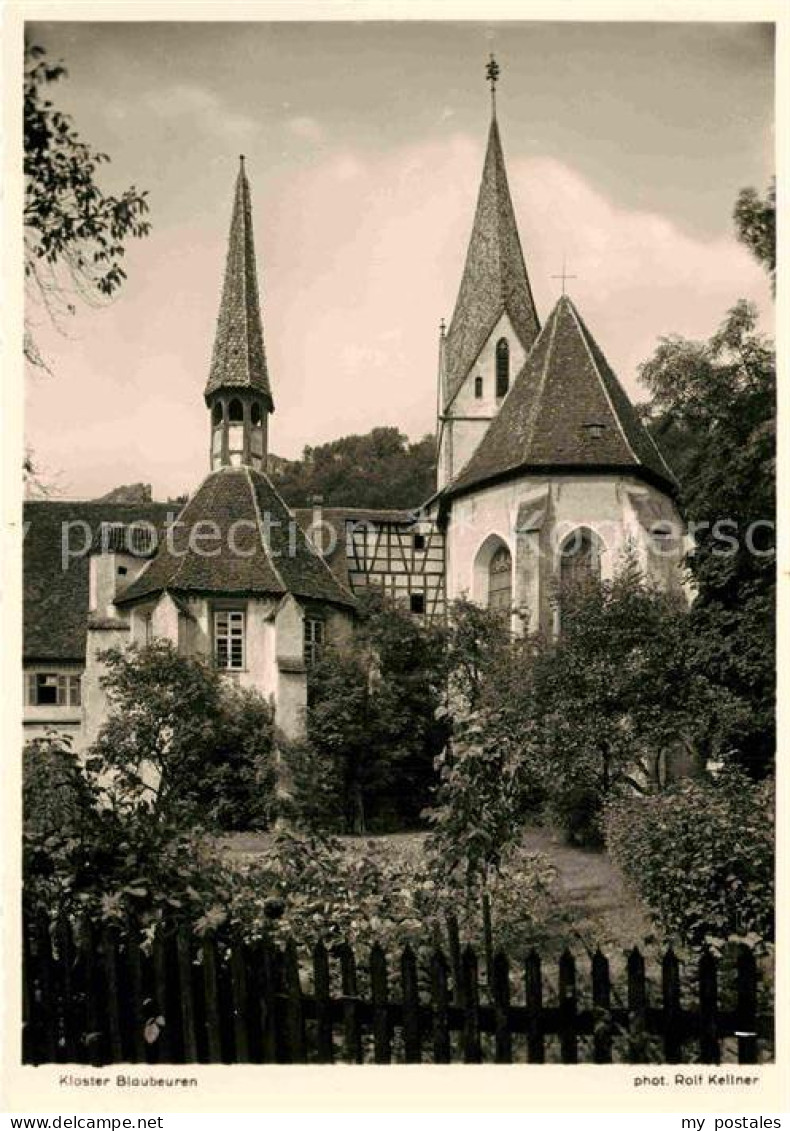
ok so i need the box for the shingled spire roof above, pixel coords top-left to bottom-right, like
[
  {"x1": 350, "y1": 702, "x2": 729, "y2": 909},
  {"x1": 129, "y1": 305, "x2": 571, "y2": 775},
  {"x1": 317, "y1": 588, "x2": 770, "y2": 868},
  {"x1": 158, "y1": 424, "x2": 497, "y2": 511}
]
[
  {"x1": 443, "y1": 118, "x2": 540, "y2": 409},
  {"x1": 116, "y1": 467, "x2": 354, "y2": 609},
  {"x1": 205, "y1": 158, "x2": 274, "y2": 410},
  {"x1": 444, "y1": 294, "x2": 678, "y2": 498}
]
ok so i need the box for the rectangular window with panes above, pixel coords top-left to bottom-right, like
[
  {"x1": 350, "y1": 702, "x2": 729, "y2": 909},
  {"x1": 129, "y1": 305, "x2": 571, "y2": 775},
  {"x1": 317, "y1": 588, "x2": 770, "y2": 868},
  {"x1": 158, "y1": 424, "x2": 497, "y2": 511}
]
[
  {"x1": 303, "y1": 617, "x2": 325, "y2": 667},
  {"x1": 26, "y1": 672, "x2": 81, "y2": 707},
  {"x1": 214, "y1": 609, "x2": 245, "y2": 670}
]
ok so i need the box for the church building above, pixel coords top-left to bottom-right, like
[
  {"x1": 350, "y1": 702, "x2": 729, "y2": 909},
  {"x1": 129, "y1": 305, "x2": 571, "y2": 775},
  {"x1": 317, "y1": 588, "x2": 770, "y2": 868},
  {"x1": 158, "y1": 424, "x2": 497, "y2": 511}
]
[{"x1": 23, "y1": 63, "x2": 685, "y2": 750}]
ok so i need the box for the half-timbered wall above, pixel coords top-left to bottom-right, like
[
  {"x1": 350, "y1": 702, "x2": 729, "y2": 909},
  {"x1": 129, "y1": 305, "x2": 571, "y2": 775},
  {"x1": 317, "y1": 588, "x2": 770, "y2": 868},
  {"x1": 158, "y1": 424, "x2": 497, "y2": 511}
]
[{"x1": 345, "y1": 519, "x2": 446, "y2": 620}]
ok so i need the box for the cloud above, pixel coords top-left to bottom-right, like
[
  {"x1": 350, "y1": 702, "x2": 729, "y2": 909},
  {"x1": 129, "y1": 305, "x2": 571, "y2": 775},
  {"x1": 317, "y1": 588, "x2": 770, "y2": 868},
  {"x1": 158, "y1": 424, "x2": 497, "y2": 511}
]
[
  {"x1": 287, "y1": 116, "x2": 325, "y2": 143},
  {"x1": 139, "y1": 84, "x2": 258, "y2": 143}
]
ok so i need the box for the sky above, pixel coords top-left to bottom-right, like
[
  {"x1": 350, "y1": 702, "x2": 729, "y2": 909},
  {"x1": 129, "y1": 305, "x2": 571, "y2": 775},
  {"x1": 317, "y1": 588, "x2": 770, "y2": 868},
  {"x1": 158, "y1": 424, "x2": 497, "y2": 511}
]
[{"x1": 24, "y1": 19, "x2": 775, "y2": 500}]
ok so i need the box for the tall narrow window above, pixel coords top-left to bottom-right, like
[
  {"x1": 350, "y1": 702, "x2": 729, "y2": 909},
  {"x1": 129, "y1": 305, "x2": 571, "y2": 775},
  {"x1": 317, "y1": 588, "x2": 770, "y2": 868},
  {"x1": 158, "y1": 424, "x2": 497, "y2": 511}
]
[
  {"x1": 304, "y1": 617, "x2": 325, "y2": 667},
  {"x1": 559, "y1": 528, "x2": 601, "y2": 594},
  {"x1": 474, "y1": 375, "x2": 483, "y2": 399},
  {"x1": 496, "y1": 338, "x2": 510, "y2": 398},
  {"x1": 214, "y1": 609, "x2": 245, "y2": 670},
  {"x1": 488, "y1": 544, "x2": 512, "y2": 613},
  {"x1": 227, "y1": 399, "x2": 244, "y2": 467}
]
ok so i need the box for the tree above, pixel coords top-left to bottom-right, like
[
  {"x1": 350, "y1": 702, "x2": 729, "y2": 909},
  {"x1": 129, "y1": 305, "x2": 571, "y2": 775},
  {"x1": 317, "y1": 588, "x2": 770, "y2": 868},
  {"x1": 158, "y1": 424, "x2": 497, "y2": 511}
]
[
  {"x1": 269, "y1": 427, "x2": 436, "y2": 509},
  {"x1": 734, "y1": 179, "x2": 775, "y2": 291},
  {"x1": 291, "y1": 590, "x2": 449, "y2": 833},
  {"x1": 639, "y1": 301, "x2": 775, "y2": 775},
  {"x1": 24, "y1": 42, "x2": 151, "y2": 371},
  {"x1": 88, "y1": 641, "x2": 276, "y2": 830}
]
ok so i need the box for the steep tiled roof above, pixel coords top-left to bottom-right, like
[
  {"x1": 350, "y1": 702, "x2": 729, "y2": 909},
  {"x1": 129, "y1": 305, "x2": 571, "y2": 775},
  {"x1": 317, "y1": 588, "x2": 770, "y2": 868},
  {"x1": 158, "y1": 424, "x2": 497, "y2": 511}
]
[
  {"x1": 204, "y1": 159, "x2": 273, "y2": 408},
  {"x1": 292, "y1": 507, "x2": 415, "y2": 588},
  {"x1": 444, "y1": 119, "x2": 540, "y2": 408},
  {"x1": 23, "y1": 501, "x2": 174, "y2": 662},
  {"x1": 117, "y1": 468, "x2": 355, "y2": 609},
  {"x1": 444, "y1": 295, "x2": 678, "y2": 498}
]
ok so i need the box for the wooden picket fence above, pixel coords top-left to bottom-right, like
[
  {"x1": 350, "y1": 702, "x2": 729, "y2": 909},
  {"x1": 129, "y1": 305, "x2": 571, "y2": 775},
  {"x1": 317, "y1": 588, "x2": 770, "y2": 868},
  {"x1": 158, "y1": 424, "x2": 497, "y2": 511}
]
[{"x1": 23, "y1": 914, "x2": 772, "y2": 1066}]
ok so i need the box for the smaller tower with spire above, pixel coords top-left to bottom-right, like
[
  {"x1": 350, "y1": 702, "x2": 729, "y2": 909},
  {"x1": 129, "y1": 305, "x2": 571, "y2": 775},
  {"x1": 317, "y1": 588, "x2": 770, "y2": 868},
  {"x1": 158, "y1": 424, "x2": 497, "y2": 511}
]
[{"x1": 205, "y1": 156, "x2": 274, "y2": 472}]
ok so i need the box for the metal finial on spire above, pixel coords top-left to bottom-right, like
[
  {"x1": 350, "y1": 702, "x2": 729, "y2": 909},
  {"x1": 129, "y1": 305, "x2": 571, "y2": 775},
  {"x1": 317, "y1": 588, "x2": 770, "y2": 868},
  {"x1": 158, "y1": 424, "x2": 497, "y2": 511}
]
[
  {"x1": 551, "y1": 256, "x2": 578, "y2": 296},
  {"x1": 486, "y1": 53, "x2": 500, "y2": 117}
]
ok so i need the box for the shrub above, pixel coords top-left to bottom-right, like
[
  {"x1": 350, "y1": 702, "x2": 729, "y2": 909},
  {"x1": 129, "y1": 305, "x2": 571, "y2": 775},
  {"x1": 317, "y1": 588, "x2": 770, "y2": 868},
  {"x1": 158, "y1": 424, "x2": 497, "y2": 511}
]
[
  {"x1": 207, "y1": 831, "x2": 558, "y2": 964},
  {"x1": 23, "y1": 734, "x2": 95, "y2": 838},
  {"x1": 604, "y1": 767, "x2": 774, "y2": 950}
]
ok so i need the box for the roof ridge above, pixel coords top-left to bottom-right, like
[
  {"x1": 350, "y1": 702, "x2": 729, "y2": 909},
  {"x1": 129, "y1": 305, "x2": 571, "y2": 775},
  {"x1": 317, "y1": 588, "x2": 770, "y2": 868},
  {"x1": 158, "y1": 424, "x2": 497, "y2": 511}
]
[
  {"x1": 254, "y1": 467, "x2": 358, "y2": 602},
  {"x1": 244, "y1": 465, "x2": 287, "y2": 594},
  {"x1": 569, "y1": 299, "x2": 678, "y2": 485},
  {"x1": 523, "y1": 299, "x2": 562, "y2": 458},
  {"x1": 564, "y1": 297, "x2": 639, "y2": 465}
]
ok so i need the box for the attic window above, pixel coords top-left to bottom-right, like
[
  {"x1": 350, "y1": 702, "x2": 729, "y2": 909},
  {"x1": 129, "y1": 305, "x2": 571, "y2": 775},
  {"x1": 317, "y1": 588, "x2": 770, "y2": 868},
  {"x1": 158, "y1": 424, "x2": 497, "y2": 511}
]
[
  {"x1": 582, "y1": 422, "x2": 606, "y2": 440},
  {"x1": 413, "y1": 533, "x2": 426, "y2": 551}
]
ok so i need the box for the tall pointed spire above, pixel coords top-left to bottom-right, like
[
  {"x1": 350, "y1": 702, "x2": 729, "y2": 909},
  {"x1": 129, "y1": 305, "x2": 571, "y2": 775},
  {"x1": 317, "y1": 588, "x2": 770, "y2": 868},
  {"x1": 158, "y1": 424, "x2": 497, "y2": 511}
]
[
  {"x1": 205, "y1": 156, "x2": 273, "y2": 410},
  {"x1": 442, "y1": 65, "x2": 540, "y2": 410}
]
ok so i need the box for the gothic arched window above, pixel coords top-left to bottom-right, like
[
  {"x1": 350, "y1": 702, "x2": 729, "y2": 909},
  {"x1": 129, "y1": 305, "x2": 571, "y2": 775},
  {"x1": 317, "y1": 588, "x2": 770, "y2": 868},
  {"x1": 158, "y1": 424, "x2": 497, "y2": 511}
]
[
  {"x1": 559, "y1": 528, "x2": 602, "y2": 609},
  {"x1": 212, "y1": 402, "x2": 224, "y2": 426},
  {"x1": 488, "y1": 544, "x2": 512, "y2": 613},
  {"x1": 228, "y1": 398, "x2": 244, "y2": 422},
  {"x1": 496, "y1": 338, "x2": 510, "y2": 398},
  {"x1": 250, "y1": 402, "x2": 262, "y2": 425}
]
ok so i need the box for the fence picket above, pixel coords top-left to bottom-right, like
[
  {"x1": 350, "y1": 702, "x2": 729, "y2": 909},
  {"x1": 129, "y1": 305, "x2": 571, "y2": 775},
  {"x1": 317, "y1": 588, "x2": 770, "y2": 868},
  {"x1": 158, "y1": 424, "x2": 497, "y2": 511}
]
[
  {"x1": 627, "y1": 947, "x2": 647, "y2": 1064},
  {"x1": 339, "y1": 942, "x2": 363, "y2": 1064},
  {"x1": 699, "y1": 949, "x2": 720, "y2": 1064},
  {"x1": 200, "y1": 936, "x2": 223, "y2": 1063},
  {"x1": 370, "y1": 943, "x2": 391, "y2": 1064},
  {"x1": 558, "y1": 949, "x2": 578, "y2": 1064},
  {"x1": 524, "y1": 949, "x2": 545, "y2": 1063},
  {"x1": 313, "y1": 941, "x2": 334, "y2": 1064},
  {"x1": 736, "y1": 945, "x2": 758, "y2": 1065},
  {"x1": 591, "y1": 949, "x2": 612, "y2": 1064},
  {"x1": 482, "y1": 893, "x2": 495, "y2": 993},
  {"x1": 228, "y1": 944, "x2": 250, "y2": 1062},
  {"x1": 492, "y1": 950, "x2": 512, "y2": 1063},
  {"x1": 430, "y1": 949, "x2": 452, "y2": 1064},
  {"x1": 101, "y1": 926, "x2": 124, "y2": 1063},
  {"x1": 81, "y1": 921, "x2": 106, "y2": 1066},
  {"x1": 460, "y1": 945, "x2": 482, "y2": 1063},
  {"x1": 32, "y1": 916, "x2": 57, "y2": 1064},
  {"x1": 258, "y1": 939, "x2": 279, "y2": 1063},
  {"x1": 446, "y1": 914, "x2": 462, "y2": 1004},
  {"x1": 123, "y1": 922, "x2": 147, "y2": 1064},
  {"x1": 401, "y1": 944, "x2": 422, "y2": 1064},
  {"x1": 175, "y1": 925, "x2": 198, "y2": 1063},
  {"x1": 662, "y1": 948, "x2": 683, "y2": 1064},
  {"x1": 282, "y1": 939, "x2": 306, "y2": 1063},
  {"x1": 152, "y1": 930, "x2": 173, "y2": 1063}
]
